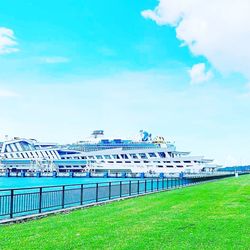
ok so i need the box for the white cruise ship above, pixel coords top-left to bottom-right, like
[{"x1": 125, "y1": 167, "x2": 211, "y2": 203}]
[{"x1": 0, "y1": 131, "x2": 215, "y2": 174}]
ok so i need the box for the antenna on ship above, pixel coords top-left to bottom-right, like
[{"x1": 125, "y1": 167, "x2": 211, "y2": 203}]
[{"x1": 91, "y1": 130, "x2": 104, "y2": 139}]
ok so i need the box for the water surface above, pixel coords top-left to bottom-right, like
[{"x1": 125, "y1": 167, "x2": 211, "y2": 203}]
[{"x1": 0, "y1": 177, "x2": 131, "y2": 189}]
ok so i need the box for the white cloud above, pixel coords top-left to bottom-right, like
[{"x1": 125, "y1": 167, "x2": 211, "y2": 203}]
[
  {"x1": 0, "y1": 89, "x2": 19, "y2": 97},
  {"x1": 189, "y1": 63, "x2": 213, "y2": 84},
  {"x1": 39, "y1": 56, "x2": 70, "y2": 64},
  {"x1": 0, "y1": 27, "x2": 19, "y2": 55},
  {"x1": 142, "y1": 0, "x2": 250, "y2": 79}
]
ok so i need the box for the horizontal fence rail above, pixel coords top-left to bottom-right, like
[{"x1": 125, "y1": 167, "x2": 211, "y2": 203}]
[{"x1": 0, "y1": 174, "x2": 236, "y2": 221}]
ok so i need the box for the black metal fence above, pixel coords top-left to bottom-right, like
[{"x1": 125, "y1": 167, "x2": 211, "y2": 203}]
[{"x1": 0, "y1": 174, "x2": 234, "y2": 221}]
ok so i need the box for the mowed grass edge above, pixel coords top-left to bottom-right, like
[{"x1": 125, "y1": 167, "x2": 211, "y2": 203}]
[{"x1": 0, "y1": 175, "x2": 249, "y2": 250}]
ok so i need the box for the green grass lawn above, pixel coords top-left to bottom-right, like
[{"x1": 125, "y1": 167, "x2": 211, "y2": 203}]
[{"x1": 0, "y1": 175, "x2": 249, "y2": 250}]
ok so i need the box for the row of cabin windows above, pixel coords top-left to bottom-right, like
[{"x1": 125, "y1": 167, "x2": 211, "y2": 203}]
[
  {"x1": 56, "y1": 165, "x2": 187, "y2": 170},
  {"x1": 5, "y1": 151, "x2": 57, "y2": 159},
  {"x1": 61, "y1": 156, "x2": 87, "y2": 160},
  {"x1": 5, "y1": 164, "x2": 184, "y2": 169},
  {"x1": 4, "y1": 151, "x2": 194, "y2": 163},
  {"x1": 157, "y1": 165, "x2": 184, "y2": 168},
  {"x1": 72, "y1": 156, "x2": 87, "y2": 159},
  {"x1": 89, "y1": 156, "x2": 195, "y2": 164},
  {"x1": 86, "y1": 152, "x2": 185, "y2": 160},
  {"x1": 57, "y1": 163, "x2": 185, "y2": 169},
  {"x1": 104, "y1": 161, "x2": 187, "y2": 167},
  {"x1": 163, "y1": 160, "x2": 191, "y2": 163},
  {"x1": 5, "y1": 151, "x2": 194, "y2": 165},
  {"x1": 105, "y1": 161, "x2": 184, "y2": 167},
  {"x1": 5, "y1": 143, "x2": 37, "y2": 153},
  {"x1": 58, "y1": 165, "x2": 86, "y2": 168}
]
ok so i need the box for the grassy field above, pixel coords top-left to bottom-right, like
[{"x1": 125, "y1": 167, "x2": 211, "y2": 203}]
[{"x1": 0, "y1": 175, "x2": 249, "y2": 250}]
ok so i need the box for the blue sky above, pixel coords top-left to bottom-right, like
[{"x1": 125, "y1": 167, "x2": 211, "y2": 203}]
[{"x1": 0, "y1": 0, "x2": 250, "y2": 166}]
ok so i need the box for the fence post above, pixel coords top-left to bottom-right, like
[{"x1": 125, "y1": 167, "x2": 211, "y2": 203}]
[
  {"x1": 137, "y1": 180, "x2": 140, "y2": 194},
  {"x1": 80, "y1": 184, "x2": 83, "y2": 205},
  {"x1": 62, "y1": 186, "x2": 65, "y2": 209},
  {"x1": 120, "y1": 181, "x2": 122, "y2": 198},
  {"x1": 109, "y1": 182, "x2": 111, "y2": 200},
  {"x1": 166, "y1": 178, "x2": 168, "y2": 189},
  {"x1": 96, "y1": 183, "x2": 99, "y2": 202},
  {"x1": 157, "y1": 179, "x2": 159, "y2": 191},
  {"x1": 129, "y1": 180, "x2": 131, "y2": 196},
  {"x1": 144, "y1": 180, "x2": 147, "y2": 193},
  {"x1": 162, "y1": 178, "x2": 164, "y2": 189},
  {"x1": 151, "y1": 179, "x2": 153, "y2": 192},
  {"x1": 39, "y1": 187, "x2": 42, "y2": 213},
  {"x1": 10, "y1": 189, "x2": 14, "y2": 219}
]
